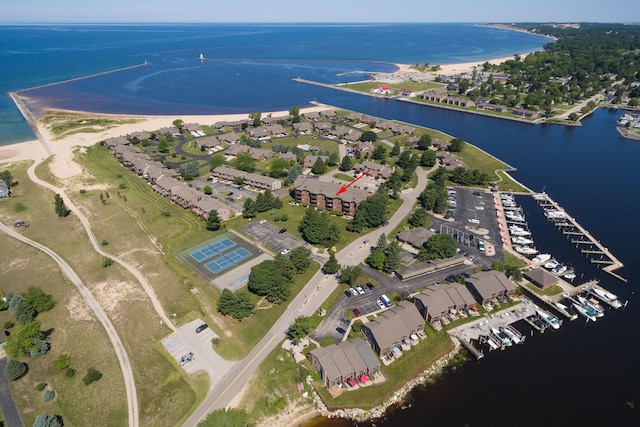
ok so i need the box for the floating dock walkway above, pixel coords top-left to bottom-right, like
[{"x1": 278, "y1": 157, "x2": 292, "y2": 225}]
[{"x1": 533, "y1": 193, "x2": 626, "y2": 282}]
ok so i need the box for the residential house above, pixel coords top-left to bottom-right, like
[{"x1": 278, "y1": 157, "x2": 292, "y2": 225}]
[
  {"x1": 524, "y1": 268, "x2": 558, "y2": 290},
  {"x1": 438, "y1": 152, "x2": 466, "y2": 170},
  {"x1": 313, "y1": 121, "x2": 332, "y2": 132},
  {"x1": 246, "y1": 127, "x2": 270, "y2": 139},
  {"x1": 225, "y1": 145, "x2": 273, "y2": 161},
  {"x1": 196, "y1": 136, "x2": 220, "y2": 151},
  {"x1": 113, "y1": 144, "x2": 141, "y2": 159},
  {"x1": 353, "y1": 141, "x2": 374, "y2": 157},
  {"x1": 292, "y1": 175, "x2": 370, "y2": 216},
  {"x1": 320, "y1": 110, "x2": 337, "y2": 119},
  {"x1": 217, "y1": 132, "x2": 241, "y2": 144},
  {"x1": 394, "y1": 255, "x2": 465, "y2": 281},
  {"x1": 182, "y1": 123, "x2": 202, "y2": 133},
  {"x1": 157, "y1": 126, "x2": 180, "y2": 136},
  {"x1": 211, "y1": 166, "x2": 282, "y2": 191},
  {"x1": 466, "y1": 270, "x2": 516, "y2": 305},
  {"x1": 303, "y1": 155, "x2": 329, "y2": 169},
  {"x1": 191, "y1": 196, "x2": 236, "y2": 221},
  {"x1": 262, "y1": 115, "x2": 291, "y2": 125},
  {"x1": 153, "y1": 175, "x2": 183, "y2": 197},
  {"x1": 103, "y1": 136, "x2": 130, "y2": 147},
  {"x1": 512, "y1": 108, "x2": 540, "y2": 118},
  {"x1": 353, "y1": 161, "x2": 394, "y2": 179},
  {"x1": 396, "y1": 227, "x2": 435, "y2": 249},
  {"x1": 170, "y1": 185, "x2": 201, "y2": 209},
  {"x1": 307, "y1": 338, "x2": 380, "y2": 389},
  {"x1": 277, "y1": 152, "x2": 298, "y2": 162},
  {"x1": 398, "y1": 88, "x2": 416, "y2": 97},
  {"x1": 370, "y1": 86, "x2": 391, "y2": 95},
  {"x1": 265, "y1": 124, "x2": 287, "y2": 137},
  {"x1": 361, "y1": 301, "x2": 425, "y2": 359},
  {"x1": 302, "y1": 111, "x2": 320, "y2": 121},
  {"x1": 413, "y1": 283, "x2": 476, "y2": 325},
  {"x1": 292, "y1": 122, "x2": 312, "y2": 134},
  {"x1": 127, "y1": 131, "x2": 152, "y2": 143}
]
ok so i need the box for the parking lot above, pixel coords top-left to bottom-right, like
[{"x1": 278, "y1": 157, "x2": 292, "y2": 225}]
[
  {"x1": 190, "y1": 179, "x2": 257, "y2": 211},
  {"x1": 162, "y1": 319, "x2": 235, "y2": 388},
  {"x1": 240, "y1": 221, "x2": 309, "y2": 257}
]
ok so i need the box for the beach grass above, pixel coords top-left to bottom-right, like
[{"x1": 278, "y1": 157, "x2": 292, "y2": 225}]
[
  {"x1": 343, "y1": 81, "x2": 441, "y2": 93},
  {"x1": 40, "y1": 110, "x2": 141, "y2": 139}
]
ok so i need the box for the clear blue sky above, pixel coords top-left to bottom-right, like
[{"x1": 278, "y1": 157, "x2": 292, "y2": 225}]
[{"x1": 1, "y1": 0, "x2": 637, "y2": 23}]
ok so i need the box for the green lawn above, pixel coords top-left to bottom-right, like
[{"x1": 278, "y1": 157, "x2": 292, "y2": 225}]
[
  {"x1": 343, "y1": 81, "x2": 442, "y2": 93},
  {"x1": 523, "y1": 283, "x2": 564, "y2": 297},
  {"x1": 332, "y1": 173, "x2": 353, "y2": 182},
  {"x1": 504, "y1": 252, "x2": 528, "y2": 269}
]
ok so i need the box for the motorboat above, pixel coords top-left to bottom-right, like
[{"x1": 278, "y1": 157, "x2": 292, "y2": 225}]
[
  {"x1": 544, "y1": 259, "x2": 559, "y2": 269},
  {"x1": 509, "y1": 228, "x2": 531, "y2": 236},
  {"x1": 592, "y1": 288, "x2": 623, "y2": 309},
  {"x1": 490, "y1": 327, "x2": 512, "y2": 346},
  {"x1": 577, "y1": 295, "x2": 604, "y2": 318},
  {"x1": 505, "y1": 212, "x2": 525, "y2": 222},
  {"x1": 514, "y1": 245, "x2": 538, "y2": 255},
  {"x1": 512, "y1": 236, "x2": 534, "y2": 245},
  {"x1": 535, "y1": 306, "x2": 561, "y2": 330},
  {"x1": 571, "y1": 302, "x2": 597, "y2": 322},
  {"x1": 544, "y1": 209, "x2": 567, "y2": 219},
  {"x1": 563, "y1": 272, "x2": 576, "y2": 280},
  {"x1": 552, "y1": 265, "x2": 567, "y2": 276},
  {"x1": 532, "y1": 254, "x2": 552, "y2": 264},
  {"x1": 500, "y1": 326, "x2": 522, "y2": 344}
]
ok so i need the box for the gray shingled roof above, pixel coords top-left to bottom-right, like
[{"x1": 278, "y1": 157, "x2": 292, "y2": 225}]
[
  {"x1": 365, "y1": 301, "x2": 424, "y2": 352},
  {"x1": 467, "y1": 270, "x2": 515, "y2": 300},
  {"x1": 292, "y1": 175, "x2": 370, "y2": 204}
]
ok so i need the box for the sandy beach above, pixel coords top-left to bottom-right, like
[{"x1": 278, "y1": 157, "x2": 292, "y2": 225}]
[{"x1": 0, "y1": 53, "x2": 533, "y2": 181}]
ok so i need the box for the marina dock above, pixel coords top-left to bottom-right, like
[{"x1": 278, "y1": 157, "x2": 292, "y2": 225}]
[{"x1": 533, "y1": 193, "x2": 626, "y2": 282}]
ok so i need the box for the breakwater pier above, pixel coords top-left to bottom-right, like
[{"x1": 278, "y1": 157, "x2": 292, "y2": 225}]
[{"x1": 533, "y1": 193, "x2": 626, "y2": 282}]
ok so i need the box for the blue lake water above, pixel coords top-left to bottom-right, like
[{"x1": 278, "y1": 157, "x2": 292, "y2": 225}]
[{"x1": 3, "y1": 23, "x2": 640, "y2": 426}]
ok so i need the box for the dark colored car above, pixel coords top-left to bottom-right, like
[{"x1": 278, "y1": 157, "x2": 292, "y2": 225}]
[
  {"x1": 195, "y1": 323, "x2": 208, "y2": 333},
  {"x1": 446, "y1": 275, "x2": 458, "y2": 282},
  {"x1": 382, "y1": 221, "x2": 389, "y2": 227},
  {"x1": 336, "y1": 327, "x2": 346, "y2": 334},
  {"x1": 278, "y1": 228, "x2": 287, "y2": 234},
  {"x1": 352, "y1": 308, "x2": 362, "y2": 317},
  {"x1": 366, "y1": 282, "x2": 375, "y2": 290},
  {"x1": 345, "y1": 290, "x2": 352, "y2": 297},
  {"x1": 339, "y1": 316, "x2": 350, "y2": 325}
]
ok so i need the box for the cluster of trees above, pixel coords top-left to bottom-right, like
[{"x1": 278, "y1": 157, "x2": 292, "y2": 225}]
[
  {"x1": 243, "y1": 190, "x2": 282, "y2": 218},
  {"x1": 448, "y1": 167, "x2": 490, "y2": 186},
  {"x1": 339, "y1": 265, "x2": 363, "y2": 286},
  {"x1": 408, "y1": 207, "x2": 431, "y2": 228},
  {"x1": 0, "y1": 169, "x2": 16, "y2": 188},
  {"x1": 347, "y1": 193, "x2": 388, "y2": 232},
  {"x1": 366, "y1": 234, "x2": 401, "y2": 273},
  {"x1": 182, "y1": 161, "x2": 201, "y2": 180},
  {"x1": 492, "y1": 260, "x2": 524, "y2": 281},
  {"x1": 2, "y1": 287, "x2": 55, "y2": 358},
  {"x1": 54, "y1": 194, "x2": 69, "y2": 217},
  {"x1": 299, "y1": 208, "x2": 341, "y2": 247},
  {"x1": 418, "y1": 233, "x2": 458, "y2": 261},
  {"x1": 418, "y1": 168, "x2": 449, "y2": 215},
  {"x1": 287, "y1": 315, "x2": 312, "y2": 343}
]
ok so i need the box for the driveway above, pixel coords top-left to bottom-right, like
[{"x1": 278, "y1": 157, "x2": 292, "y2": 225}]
[
  {"x1": 0, "y1": 357, "x2": 24, "y2": 427},
  {"x1": 162, "y1": 320, "x2": 235, "y2": 390}
]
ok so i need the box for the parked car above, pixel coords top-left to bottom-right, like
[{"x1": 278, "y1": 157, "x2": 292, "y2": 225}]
[
  {"x1": 376, "y1": 300, "x2": 385, "y2": 310},
  {"x1": 355, "y1": 286, "x2": 365, "y2": 295},
  {"x1": 382, "y1": 221, "x2": 389, "y2": 227},
  {"x1": 349, "y1": 288, "x2": 358, "y2": 296},
  {"x1": 339, "y1": 316, "x2": 350, "y2": 325},
  {"x1": 280, "y1": 248, "x2": 290, "y2": 255},
  {"x1": 366, "y1": 282, "x2": 375, "y2": 290},
  {"x1": 445, "y1": 275, "x2": 457, "y2": 282},
  {"x1": 179, "y1": 352, "x2": 194, "y2": 366},
  {"x1": 468, "y1": 218, "x2": 480, "y2": 224},
  {"x1": 259, "y1": 219, "x2": 266, "y2": 224},
  {"x1": 195, "y1": 324, "x2": 208, "y2": 333},
  {"x1": 468, "y1": 255, "x2": 477, "y2": 262},
  {"x1": 352, "y1": 308, "x2": 362, "y2": 317},
  {"x1": 278, "y1": 228, "x2": 287, "y2": 234},
  {"x1": 344, "y1": 290, "x2": 352, "y2": 297},
  {"x1": 336, "y1": 327, "x2": 346, "y2": 334}
]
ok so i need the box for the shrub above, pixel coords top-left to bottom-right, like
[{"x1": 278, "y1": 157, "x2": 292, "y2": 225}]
[
  {"x1": 79, "y1": 189, "x2": 87, "y2": 194},
  {"x1": 36, "y1": 382, "x2": 47, "y2": 391},
  {"x1": 3, "y1": 321, "x2": 14, "y2": 329},
  {"x1": 161, "y1": 211, "x2": 171, "y2": 217},
  {"x1": 54, "y1": 354, "x2": 70, "y2": 371},
  {"x1": 102, "y1": 257, "x2": 114, "y2": 268},
  {"x1": 33, "y1": 414, "x2": 63, "y2": 427},
  {"x1": 30, "y1": 339, "x2": 51, "y2": 357},
  {"x1": 101, "y1": 240, "x2": 109, "y2": 246},
  {"x1": 42, "y1": 390, "x2": 55, "y2": 403},
  {"x1": 82, "y1": 367, "x2": 102, "y2": 385},
  {"x1": 64, "y1": 368, "x2": 76, "y2": 378},
  {"x1": 5, "y1": 359, "x2": 27, "y2": 381}
]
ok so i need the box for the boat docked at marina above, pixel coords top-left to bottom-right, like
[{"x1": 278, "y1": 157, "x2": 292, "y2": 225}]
[
  {"x1": 577, "y1": 295, "x2": 605, "y2": 318},
  {"x1": 564, "y1": 272, "x2": 577, "y2": 280},
  {"x1": 571, "y1": 302, "x2": 597, "y2": 322},
  {"x1": 544, "y1": 259, "x2": 559, "y2": 269},
  {"x1": 552, "y1": 264, "x2": 567, "y2": 276},
  {"x1": 505, "y1": 212, "x2": 525, "y2": 222},
  {"x1": 532, "y1": 253, "x2": 552, "y2": 264},
  {"x1": 509, "y1": 228, "x2": 531, "y2": 237},
  {"x1": 591, "y1": 288, "x2": 623, "y2": 309},
  {"x1": 514, "y1": 245, "x2": 538, "y2": 255},
  {"x1": 512, "y1": 236, "x2": 534, "y2": 245},
  {"x1": 534, "y1": 306, "x2": 561, "y2": 329},
  {"x1": 500, "y1": 326, "x2": 523, "y2": 344},
  {"x1": 490, "y1": 327, "x2": 512, "y2": 347}
]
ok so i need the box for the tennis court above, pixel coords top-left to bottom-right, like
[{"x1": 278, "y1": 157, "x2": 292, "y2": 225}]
[
  {"x1": 189, "y1": 237, "x2": 236, "y2": 262},
  {"x1": 204, "y1": 247, "x2": 252, "y2": 274}
]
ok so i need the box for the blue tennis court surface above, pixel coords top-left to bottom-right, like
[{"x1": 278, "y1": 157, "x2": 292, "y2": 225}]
[
  {"x1": 190, "y1": 238, "x2": 236, "y2": 262},
  {"x1": 204, "y1": 247, "x2": 252, "y2": 274}
]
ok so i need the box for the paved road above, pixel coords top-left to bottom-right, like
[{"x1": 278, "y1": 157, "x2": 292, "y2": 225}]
[
  {"x1": 0, "y1": 222, "x2": 139, "y2": 427},
  {"x1": 0, "y1": 357, "x2": 24, "y2": 427},
  {"x1": 183, "y1": 166, "x2": 429, "y2": 426}
]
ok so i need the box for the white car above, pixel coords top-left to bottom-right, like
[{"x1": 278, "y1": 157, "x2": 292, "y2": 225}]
[
  {"x1": 376, "y1": 300, "x2": 385, "y2": 310},
  {"x1": 349, "y1": 288, "x2": 358, "y2": 296},
  {"x1": 280, "y1": 249, "x2": 290, "y2": 255},
  {"x1": 475, "y1": 206, "x2": 484, "y2": 210},
  {"x1": 355, "y1": 286, "x2": 365, "y2": 295},
  {"x1": 468, "y1": 218, "x2": 480, "y2": 224},
  {"x1": 259, "y1": 219, "x2": 266, "y2": 224}
]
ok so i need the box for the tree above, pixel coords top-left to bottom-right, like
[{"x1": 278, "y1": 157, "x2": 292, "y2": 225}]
[
  {"x1": 322, "y1": 252, "x2": 340, "y2": 274},
  {"x1": 365, "y1": 250, "x2": 386, "y2": 270},
  {"x1": 391, "y1": 142, "x2": 401, "y2": 156},
  {"x1": 206, "y1": 210, "x2": 221, "y2": 231},
  {"x1": 449, "y1": 138, "x2": 465, "y2": 152},
  {"x1": 14, "y1": 300, "x2": 36, "y2": 324},
  {"x1": 419, "y1": 234, "x2": 457, "y2": 261},
  {"x1": 382, "y1": 240, "x2": 401, "y2": 273},
  {"x1": 420, "y1": 150, "x2": 437, "y2": 167},
  {"x1": 396, "y1": 150, "x2": 412, "y2": 169},
  {"x1": 287, "y1": 316, "x2": 312, "y2": 344},
  {"x1": 327, "y1": 151, "x2": 340, "y2": 166},
  {"x1": 198, "y1": 408, "x2": 250, "y2": 427},
  {"x1": 339, "y1": 155, "x2": 353, "y2": 171},
  {"x1": 408, "y1": 208, "x2": 431, "y2": 228},
  {"x1": 505, "y1": 265, "x2": 524, "y2": 282},
  {"x1": 289, "y1": 106, "x2": 301, "y2": 123},
  {"x1": 376, "y1": 233, "x2": 388, "y2": 252},
  {"x1": 274, "y1": 254, "x2": 296, "y2": 280},
  {"x1": 209, "y1": 154, "x2": 226, "y2": 170},
  {"x1": 311, "y1": 157, "x2": 327, "y2": 175},
  {"x1": 372, "y1": 144, "x2": 387, "y2": 160},
  {"x1": 33, "y1": 415, "x2": 64, "y2": 427},
  {"x1": 5, "y1": 320, "x2": 44, "y2": 357},
  {"x1": 172, "y1": 119, "x2": 183, "y2": 128},
  {"x1": 248, "y1": 260, "x2": 294, "y2": 304},
  {"x1": 339, "y1": 265, "x2": 362, "y2": 286},
  {"x1": 54, "y1": 354, "x2": 70, "y2": 371},
  {"x1": 417, "y1": 134, "x2": 432, "y2": 150},
  {"x1": 242, "y1": 198, "x2": 256, "y2": 218},
  {"x1": 183, "y1": 161, "x2": 200, "y2": 180},
  {"x1": 0, "y1": 170, "x2": 15, "y2": 187},
  {"x1": 82, "y1": 367, "x2": 102, "y2": 385},
  {"x1": 30, "y1": 339, "x2": 50, "y2": 357},
  {"x1": 5, "y1": 293, "x2": 25, "y2": 317},
  {"x1": 5, "y1": 359, "x2": 27, "y2": 381},
  {"x1": 217, "y1": 289, "x2": 254, "y2": 320},
  {"x1": 54, "y1": 194, "x2": 69, "y2": 217},
  {"x1": 349, "y1": 193, "x2": 388, "y2": 231},
  {"x1": 299, "y1": 208, "x2": 340, "y2": 247},
  {"x1": 289, "y1": 247, "x2": 311, "y2": 274},
  {"x1": 360, "y1": 130, "x2": 377, "y2": 142},
  {"x1": 25, "y1": 286, "x2": 55, "y2": 313},
  {"x1": 235, "y1": 153, "x2": 255, "y2": 172},
  {"x1": 157, "y1": 138, "x2": 170, "y2": 153},
  {"x1": 287, "y1": 164, "x2": 302, "y2": 183},
  {"x1": 249, "y1": 112, "x2": 262, "y2": 127},
  {"x1": 203, "y1": 185, "x2": 213, "y2": 195}
]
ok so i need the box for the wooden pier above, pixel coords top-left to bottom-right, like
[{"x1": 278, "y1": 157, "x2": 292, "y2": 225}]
[
  {"x1": 533, "y1": 193, "x2": 627, "y2": 282},
  {"x1": 453, "y1": 335, "x2": 485, "y2": 359}
]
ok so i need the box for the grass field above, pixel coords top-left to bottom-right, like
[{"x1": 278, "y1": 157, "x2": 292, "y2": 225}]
[
  {"x1": 40, "y1": 111, "x2": 141, "y2": 139},
  {"x1": 343, "y1": 81, "x2": 441, "y2": 93}
]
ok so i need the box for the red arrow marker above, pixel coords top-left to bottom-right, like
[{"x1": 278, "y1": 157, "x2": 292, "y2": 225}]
[{"x1": 336, "y1": 169, "x2": 371, "y2": 195}]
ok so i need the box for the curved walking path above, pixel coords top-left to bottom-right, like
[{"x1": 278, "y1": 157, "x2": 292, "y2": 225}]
[
  {"x1": 0, "y1": 222, "x2": 139, "y2": 427},
  {"x1": 184, "y1": 166, "x2": 429, "y2": 426}
]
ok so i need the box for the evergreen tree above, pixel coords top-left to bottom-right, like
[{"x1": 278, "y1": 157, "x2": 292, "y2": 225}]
[
  {"x1": 417, "y1": 134, "x2": 432, "y2": 150},
  {"x1": 242, "y1": 198, "x2": 256, "y2": 218},
  {"x1": 289, "y1": 247, "x2": 311, "y2": 273},
  {"x1": 299, "y1": 208, "x2": 340, "y2": 247},
  {"x1": 322, "y1": 252, "x2": 340, "y2": 274},
  {"x1": 54, "y1": 194, "x2": 69, "y2": 217},
  {"x1": 287, "y1": 165, "x2": 302, "y2": 183},
  {"x1": 372, "y1": 144, "x2": 387, "y2": 160},
  {"x1": 396, "y1": 150, "x2": 412, "y2": 169},
  {"x1": 206, "y1": 210, "x2": 221, "y2": 231},
  {"x1": 339, "y1": 155, "x2": 353, "y2": 171},
  {"x1": 327, "y1": 151, "x2": 340, "y2": 166},
  {"x1": 287, "y1": 316, "x2": 312, "y2": 344},
  {"x1": 391, "y1": 142, "x2": 401, "y2": 156},
  {"x1": 382, "y1": 240, "x2": 401, "y2": 273},
  {"x1": 311, "y1": 157, "x2": 327, "y2": 175},
  {"x1": 183, "y1": 161, "x2": 200, "y2": 180},
  {"x1": 420, "y1": 150, "x2": 437, "y2": 167}
]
